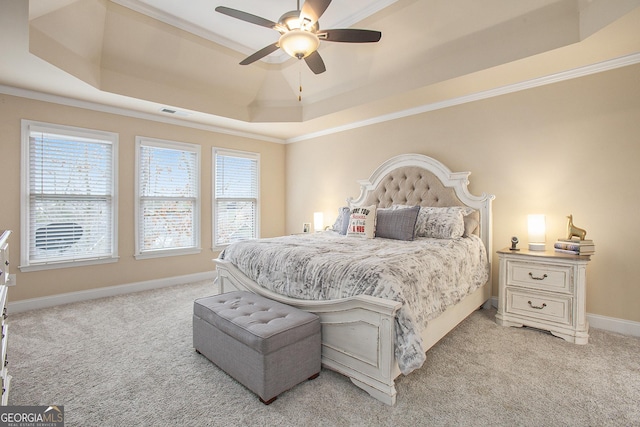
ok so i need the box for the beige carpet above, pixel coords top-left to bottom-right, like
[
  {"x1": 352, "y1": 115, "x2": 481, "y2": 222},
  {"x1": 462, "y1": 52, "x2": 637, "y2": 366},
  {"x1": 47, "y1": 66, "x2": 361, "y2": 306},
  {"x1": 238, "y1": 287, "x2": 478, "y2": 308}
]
[{"x1": 7, "y1": 280, "x2": 640, "y2": 427}]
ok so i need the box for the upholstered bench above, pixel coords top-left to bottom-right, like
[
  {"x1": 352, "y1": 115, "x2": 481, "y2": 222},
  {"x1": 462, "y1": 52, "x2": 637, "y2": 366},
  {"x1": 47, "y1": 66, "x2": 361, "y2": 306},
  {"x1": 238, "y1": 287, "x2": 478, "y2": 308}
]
[{"x1": 193, "y1": 291, "x2": 321, "y2": 404}]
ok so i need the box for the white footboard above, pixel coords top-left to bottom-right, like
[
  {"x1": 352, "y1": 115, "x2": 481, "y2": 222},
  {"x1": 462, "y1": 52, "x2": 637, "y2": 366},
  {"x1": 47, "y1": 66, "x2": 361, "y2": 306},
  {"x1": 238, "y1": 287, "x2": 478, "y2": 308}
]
[{"x1": 214, "y1": 258, "x2": 403, "y2": 405}]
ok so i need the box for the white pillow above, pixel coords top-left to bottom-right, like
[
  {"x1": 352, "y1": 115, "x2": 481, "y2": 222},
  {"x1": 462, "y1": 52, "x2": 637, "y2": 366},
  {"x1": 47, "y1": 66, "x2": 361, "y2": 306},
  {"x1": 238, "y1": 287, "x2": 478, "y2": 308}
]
[
  {"x1": 331, "y1": 206, "x2": 351, "y2": 235},
  {"x1": 415, "y1": 207, "x2": 471, "y2": 238},
  {"x1": 346, "y1": 205, "x2": 377, "y2": 238}
]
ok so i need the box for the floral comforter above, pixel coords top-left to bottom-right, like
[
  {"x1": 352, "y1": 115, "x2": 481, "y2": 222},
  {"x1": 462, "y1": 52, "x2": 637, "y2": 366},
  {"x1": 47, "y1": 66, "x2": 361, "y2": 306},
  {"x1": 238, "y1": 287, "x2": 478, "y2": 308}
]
[{"x1": 219, "y1": 232, "x2": 488, "y2": 375}]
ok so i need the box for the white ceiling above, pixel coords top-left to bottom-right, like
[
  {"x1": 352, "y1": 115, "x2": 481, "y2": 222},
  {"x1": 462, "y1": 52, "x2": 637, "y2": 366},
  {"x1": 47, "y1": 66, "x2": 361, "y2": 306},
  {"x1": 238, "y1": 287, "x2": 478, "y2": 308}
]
[
  {"x1": 2, "y1": 0, "x2": 640, "y2": 143},
  {"x1": 108, "y1": 0, "x2": 398, "y2": 62}
]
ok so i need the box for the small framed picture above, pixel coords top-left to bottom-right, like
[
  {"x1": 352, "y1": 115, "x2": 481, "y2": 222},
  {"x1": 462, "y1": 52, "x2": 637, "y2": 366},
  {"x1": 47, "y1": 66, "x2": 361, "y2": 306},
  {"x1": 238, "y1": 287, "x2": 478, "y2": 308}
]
[{"x1": 302, "y1": 223, "x2": 311, "y2": 233}]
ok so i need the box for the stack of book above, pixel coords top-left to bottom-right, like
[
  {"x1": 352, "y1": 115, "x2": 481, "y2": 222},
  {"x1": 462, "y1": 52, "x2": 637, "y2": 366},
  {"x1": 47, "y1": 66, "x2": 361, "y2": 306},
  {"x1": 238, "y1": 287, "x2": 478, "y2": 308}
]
[{"x1": 554, "y1": 239, "x2": 595, "y2": 255}]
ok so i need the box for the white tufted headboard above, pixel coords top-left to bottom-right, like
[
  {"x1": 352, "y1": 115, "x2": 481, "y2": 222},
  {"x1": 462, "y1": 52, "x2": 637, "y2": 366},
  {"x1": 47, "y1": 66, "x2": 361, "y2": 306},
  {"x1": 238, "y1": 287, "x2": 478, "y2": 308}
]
[{"x1": 347, "y1": 154, "x2": 495, "y2": 257}]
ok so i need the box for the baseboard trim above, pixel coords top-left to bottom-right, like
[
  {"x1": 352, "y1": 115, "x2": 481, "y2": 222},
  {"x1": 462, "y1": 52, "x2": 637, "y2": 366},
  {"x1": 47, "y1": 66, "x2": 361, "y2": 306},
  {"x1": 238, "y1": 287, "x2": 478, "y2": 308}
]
[
  {"x1": 7, "y1": 271, "x2": 217, "y2": 314},
  {"x1": 9, "y1": 286, "x2": 639, "y2": 338},
  {"x1": 489, "y1": 296, "x2": 640, "y2": 338},
  {"x1": 586, "y1": 313, "x2": 640, "y2": 338}
]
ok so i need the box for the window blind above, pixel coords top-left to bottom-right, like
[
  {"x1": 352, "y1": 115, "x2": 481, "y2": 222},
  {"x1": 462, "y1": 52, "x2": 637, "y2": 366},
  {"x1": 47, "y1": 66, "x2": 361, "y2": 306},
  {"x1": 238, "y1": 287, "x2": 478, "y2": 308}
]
[
  {"x1": 214, "y1": 150, "x2": 259, "y2": 247},
  {"x1": 137, "y1": 141, "x2": 199, "y2": 254},
  {"x1": 27, "y1": 130, "x2": 115, "y2": 264}
]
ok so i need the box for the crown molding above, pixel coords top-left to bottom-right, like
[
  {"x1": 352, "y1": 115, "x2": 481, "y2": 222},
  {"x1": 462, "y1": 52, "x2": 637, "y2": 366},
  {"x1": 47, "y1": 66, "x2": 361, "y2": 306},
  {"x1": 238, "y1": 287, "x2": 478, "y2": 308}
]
[
  {"x1": 110, "y1": 0, "x2": 267, "y2": 58},
  {"x1": 2, "y1": 52, "x2": 638, "y2": 145},
  {"x1": 287, "y1": 52, "x2": 640, "y2": 143},
  {"x1": 0, "y1": 84, "x2": 285, "y2": 144},
  {"x1": 110, "y1": 0, "x2": 398, "y2": 64}
]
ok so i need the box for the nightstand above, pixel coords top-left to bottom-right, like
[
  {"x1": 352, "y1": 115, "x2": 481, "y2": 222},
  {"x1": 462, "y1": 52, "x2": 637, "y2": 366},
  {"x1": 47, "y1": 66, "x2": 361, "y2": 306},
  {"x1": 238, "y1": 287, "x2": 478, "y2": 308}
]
[{"x1": 495, "y1": 248, "x2": 591, "y2": 344}]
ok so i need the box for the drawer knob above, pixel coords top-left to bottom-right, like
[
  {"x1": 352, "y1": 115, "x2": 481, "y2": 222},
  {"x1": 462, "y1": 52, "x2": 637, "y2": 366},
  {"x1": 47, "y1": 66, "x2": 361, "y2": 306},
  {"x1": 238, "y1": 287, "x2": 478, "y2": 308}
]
[
  {"x1": 528, "y1": 300, "x2": 547, "y2": 310},
  {"x1": 528, "y1": 272, "x2": 548, "y2": 281}
]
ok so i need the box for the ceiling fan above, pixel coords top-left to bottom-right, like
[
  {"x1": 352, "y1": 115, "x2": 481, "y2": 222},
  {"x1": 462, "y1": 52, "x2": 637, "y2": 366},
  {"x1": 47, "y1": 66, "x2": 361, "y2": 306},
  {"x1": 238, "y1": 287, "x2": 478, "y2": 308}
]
[{"x1": 215, "y1": 0, "x2": 382, "y2": 74}]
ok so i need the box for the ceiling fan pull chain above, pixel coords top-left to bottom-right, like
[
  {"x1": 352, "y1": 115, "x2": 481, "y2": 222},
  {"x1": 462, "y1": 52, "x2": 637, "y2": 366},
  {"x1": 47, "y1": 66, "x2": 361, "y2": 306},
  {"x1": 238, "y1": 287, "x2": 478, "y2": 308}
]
[{"x1": 299, "y1": 61, "x2": 303, "y2": 102}]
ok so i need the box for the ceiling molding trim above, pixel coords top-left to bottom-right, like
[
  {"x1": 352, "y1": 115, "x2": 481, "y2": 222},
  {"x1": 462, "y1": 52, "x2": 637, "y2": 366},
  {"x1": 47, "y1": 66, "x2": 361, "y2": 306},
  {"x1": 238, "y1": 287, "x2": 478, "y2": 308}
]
[
  {"x1": 110, "y1": 0, "x2": 267, "y2": 59},
  {"x1": 287, "y1": 52, "x2": 640, "y2": 144},
  {"x1": 328, "y1": 0, "x2": 399, "y2": 30},
  {"x1": 2, "y1": 52, "x2": 638, "y2": 147},
  {"x1": 110, "y1": 0, "x2": 397, "y2": 64},
  {"x1": 0, "y1": 85, "x2": 285, "y2": 144}
]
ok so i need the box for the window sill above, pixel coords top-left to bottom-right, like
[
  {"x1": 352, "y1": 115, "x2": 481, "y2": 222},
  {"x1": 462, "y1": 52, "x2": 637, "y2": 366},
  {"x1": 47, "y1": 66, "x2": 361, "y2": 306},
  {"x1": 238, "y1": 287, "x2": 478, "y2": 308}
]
[
  {"x1": 134, "y1": 248, "x2": 202, "y2": 260},
  {"x1": 19, "y1": 256, "x2": 119, "y2": 272}
]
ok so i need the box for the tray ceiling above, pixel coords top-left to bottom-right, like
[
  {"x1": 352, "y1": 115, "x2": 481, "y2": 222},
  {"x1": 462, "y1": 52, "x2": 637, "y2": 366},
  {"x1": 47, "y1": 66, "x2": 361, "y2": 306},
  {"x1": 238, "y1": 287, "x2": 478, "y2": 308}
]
[{"x1": 2, "y1": 0, "x2": 640, "y2": 142}]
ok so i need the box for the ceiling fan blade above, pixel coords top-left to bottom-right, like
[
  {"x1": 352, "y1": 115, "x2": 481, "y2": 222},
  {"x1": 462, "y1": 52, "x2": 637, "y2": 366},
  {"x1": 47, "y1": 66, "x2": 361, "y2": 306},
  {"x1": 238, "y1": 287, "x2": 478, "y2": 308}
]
[
  {"x1": 240, "y1": 43, "x2": 280, "y2": 65},
  {"x1": 215, "y1": 6, "x2": 277, "y2": 29},
  {"x1": 300, "y1": 0, "x2": 332, "y2": 26},
  {"x1": 304, "y1": 50, "x2": 326, "y2": 75},
  {"x1": 318, "y1": 29, "x2": 382, "y2": 43}
]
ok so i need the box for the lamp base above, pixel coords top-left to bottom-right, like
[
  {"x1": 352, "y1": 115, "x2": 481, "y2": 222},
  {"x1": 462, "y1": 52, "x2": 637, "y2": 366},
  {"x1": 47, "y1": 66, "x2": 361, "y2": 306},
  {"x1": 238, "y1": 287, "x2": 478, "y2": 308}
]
[{"x1": 528, "y1": 243, "x2": 546, "y2": 251}]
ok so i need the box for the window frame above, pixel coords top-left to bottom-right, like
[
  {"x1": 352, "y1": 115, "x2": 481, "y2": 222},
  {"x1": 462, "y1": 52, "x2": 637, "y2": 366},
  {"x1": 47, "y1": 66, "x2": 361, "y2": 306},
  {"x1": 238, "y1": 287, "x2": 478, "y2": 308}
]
[
  {"x1": 134, "y1": 136, "x2": 201, "y2": 260},
  {"x1": 19, "y1": 120, "x2": 119, "y2": 272},
  {"x1": 212, "y1": 148, "x2": 260, "y2": 251}
]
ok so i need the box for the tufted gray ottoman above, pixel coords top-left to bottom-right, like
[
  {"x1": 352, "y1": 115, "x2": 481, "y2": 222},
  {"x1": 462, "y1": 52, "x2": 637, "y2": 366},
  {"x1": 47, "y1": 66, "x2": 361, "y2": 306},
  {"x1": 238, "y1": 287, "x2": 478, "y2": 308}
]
[{"x1": 193, "y1": 291, "x2": 321, "y2": 404}]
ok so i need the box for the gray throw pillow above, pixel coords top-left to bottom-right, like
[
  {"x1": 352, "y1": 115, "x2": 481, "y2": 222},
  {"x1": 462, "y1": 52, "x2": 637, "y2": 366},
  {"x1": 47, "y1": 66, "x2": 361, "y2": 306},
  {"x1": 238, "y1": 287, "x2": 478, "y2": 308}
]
[{"x1": 375, "y1": 205, "x2": 420, "y2": 241}]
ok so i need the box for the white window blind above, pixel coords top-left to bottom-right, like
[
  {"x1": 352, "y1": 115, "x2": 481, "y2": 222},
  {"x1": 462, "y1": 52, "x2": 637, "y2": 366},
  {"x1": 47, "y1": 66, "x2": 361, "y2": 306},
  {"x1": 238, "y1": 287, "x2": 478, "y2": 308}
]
[
  {"x1": 21, "y1": 121, "x2": 118, "y2": 269},
  {"x1": 213, "y1": 149, "x2": 259, "y2": 248},
  {"x1": 136, "y1": 138, "x2": 200, "y2": 257}
]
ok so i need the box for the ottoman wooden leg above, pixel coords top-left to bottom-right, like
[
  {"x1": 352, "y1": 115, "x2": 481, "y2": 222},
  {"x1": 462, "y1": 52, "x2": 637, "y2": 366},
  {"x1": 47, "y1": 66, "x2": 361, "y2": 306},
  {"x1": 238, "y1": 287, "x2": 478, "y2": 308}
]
[{"x1": 260, "y1": 396, "x2": 277, "y2": 405}]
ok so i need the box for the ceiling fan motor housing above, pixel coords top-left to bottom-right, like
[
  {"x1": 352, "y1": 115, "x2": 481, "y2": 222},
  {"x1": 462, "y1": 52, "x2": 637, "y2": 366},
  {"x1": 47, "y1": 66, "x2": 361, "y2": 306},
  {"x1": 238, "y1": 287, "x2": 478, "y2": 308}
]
[{"x1": 278, "y1": 10, "x2": 319, "y2": 32}]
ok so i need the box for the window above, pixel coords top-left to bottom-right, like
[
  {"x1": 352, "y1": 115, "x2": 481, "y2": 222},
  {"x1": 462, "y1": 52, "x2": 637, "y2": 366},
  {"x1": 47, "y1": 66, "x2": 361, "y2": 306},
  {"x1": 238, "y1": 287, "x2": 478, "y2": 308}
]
[
  {"x1": 20, "y1": 120, "x2": 118, "y2": 271},
  {"x1": 135, "y1": 137, "x2": 200, "y2": 258},
  {"x1": 213, "y1": 148, "x2": 260, "y2": 249}
]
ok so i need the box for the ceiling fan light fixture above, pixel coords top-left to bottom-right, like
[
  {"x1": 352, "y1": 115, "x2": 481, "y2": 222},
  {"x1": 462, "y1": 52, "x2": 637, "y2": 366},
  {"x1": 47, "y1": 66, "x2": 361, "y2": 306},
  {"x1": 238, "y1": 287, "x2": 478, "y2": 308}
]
[
  {"x1": 279, "y1": 29, "x2": 320, "y2": 59},
  {"x1": 216, "y1": 2, "x2": 382, "y2": 74}
]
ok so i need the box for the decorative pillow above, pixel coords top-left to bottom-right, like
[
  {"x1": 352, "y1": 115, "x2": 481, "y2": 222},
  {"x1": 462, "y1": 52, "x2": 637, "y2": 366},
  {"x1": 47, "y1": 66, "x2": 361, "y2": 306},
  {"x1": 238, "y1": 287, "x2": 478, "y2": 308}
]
[
  {"x1": 331, "y1": 207, "x2": 351, "y2": 235},
  {"x1": 415, "y1": 207, "x2": 469, "y2": 239},
  {"x1": 346, "y1": 205, "x2": 377, "y2": 238},
  {"x1": 463, "y1": 213, "x2": 479, "y2": 237},
  {"x1": 375, "y1": 206, "x2": 420, "y2": 241}
]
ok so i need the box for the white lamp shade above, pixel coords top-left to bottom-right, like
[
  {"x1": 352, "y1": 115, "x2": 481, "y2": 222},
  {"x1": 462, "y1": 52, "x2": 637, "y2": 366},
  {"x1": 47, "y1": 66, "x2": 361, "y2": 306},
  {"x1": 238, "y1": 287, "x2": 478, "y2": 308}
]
[
  {"x1": 314, "y1": 212, "x2": 324, "y2": 231},
  {"x1": 279, "y1": 30, "x2": 320, "y2": 59},
  {"x1": 528, "y1": 214, "x2": 546, "y2": 250}
]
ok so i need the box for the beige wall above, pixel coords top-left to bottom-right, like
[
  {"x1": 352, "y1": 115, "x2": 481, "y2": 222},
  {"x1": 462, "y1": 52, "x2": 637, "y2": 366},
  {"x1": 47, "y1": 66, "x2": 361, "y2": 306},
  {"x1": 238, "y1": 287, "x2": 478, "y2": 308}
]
[
  {"x1": 286, "y1": 63, "x2": 640, "y2": 323},
  {"x1": 2, "y1": 62, "x2": 639, "y2": 323},
  {"x1": 0, "y1": 94, "x2": 286, "y2": 301}
]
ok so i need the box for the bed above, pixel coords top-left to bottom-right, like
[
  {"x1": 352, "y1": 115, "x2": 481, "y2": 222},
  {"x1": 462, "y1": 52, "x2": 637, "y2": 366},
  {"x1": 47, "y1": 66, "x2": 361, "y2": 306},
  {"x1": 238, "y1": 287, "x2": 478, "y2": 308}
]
[{"x1": 213, "y1": 153, "x2": 495, "y2": 405}]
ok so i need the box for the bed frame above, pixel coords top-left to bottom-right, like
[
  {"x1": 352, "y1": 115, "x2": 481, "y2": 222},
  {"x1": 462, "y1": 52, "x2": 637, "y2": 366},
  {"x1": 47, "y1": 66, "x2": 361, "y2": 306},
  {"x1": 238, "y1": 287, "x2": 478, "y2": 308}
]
[{"x1": 214, "y1": 153, "x2": 494, "y2": 405}]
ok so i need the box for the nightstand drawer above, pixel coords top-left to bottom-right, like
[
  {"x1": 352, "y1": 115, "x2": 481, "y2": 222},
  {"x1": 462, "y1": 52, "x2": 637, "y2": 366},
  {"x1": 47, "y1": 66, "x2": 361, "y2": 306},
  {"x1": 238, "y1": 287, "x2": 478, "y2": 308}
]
[
  {"x1": 507, "y1": 260, "x2": 572, "y2": 293},
  {"x1": 505, "y1": 288, "x2": 572, "y2": 325}
]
